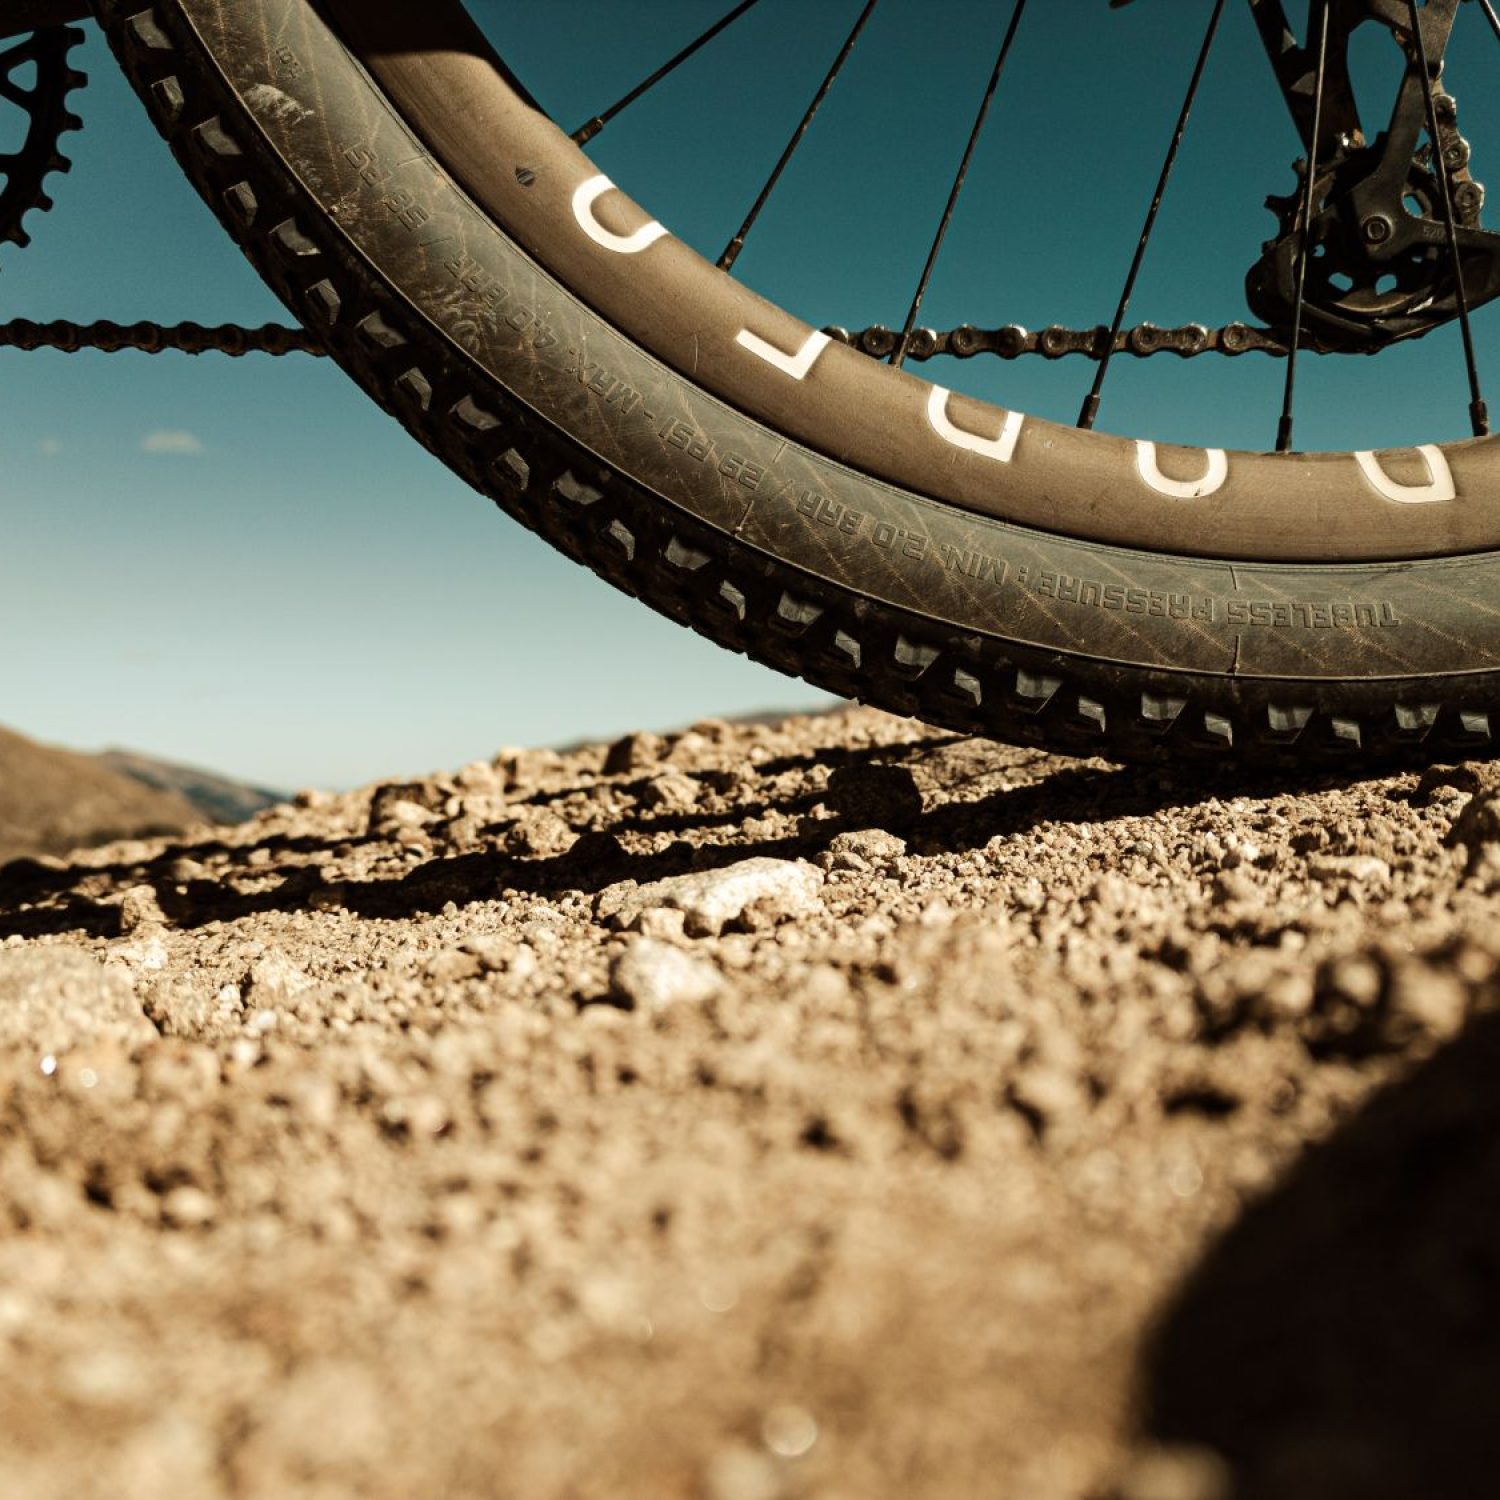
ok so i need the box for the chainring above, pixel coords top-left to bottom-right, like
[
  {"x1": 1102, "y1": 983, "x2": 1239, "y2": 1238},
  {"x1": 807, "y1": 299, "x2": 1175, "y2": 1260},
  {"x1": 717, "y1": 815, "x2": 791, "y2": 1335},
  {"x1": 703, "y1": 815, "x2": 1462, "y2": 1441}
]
[{"x1": 0, "y1": 25, "x2": 85, "y2": 255}]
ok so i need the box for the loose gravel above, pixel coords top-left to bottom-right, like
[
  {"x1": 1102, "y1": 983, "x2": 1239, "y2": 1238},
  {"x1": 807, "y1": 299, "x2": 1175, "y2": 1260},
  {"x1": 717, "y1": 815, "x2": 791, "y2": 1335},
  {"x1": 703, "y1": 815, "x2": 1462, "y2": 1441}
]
[{"x1": 1, "y1": 707, "x2": 1497, "y2": 1500}]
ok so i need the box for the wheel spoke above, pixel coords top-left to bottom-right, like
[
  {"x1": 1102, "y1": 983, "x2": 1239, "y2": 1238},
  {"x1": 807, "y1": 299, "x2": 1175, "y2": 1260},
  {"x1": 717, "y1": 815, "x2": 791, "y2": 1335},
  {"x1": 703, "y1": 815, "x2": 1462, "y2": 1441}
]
[
  {"x1": 571, "y1": 0, "x2": 1494, "y2": 448},
  {"x1": 1408, "y1": 0, "x2": 1489, "y2": 438},
  {"x1": 718, "y1": 0, "x2": 880, "y2": 273},
  {"x1": 571, "y1": 0, "x2": 763, "y2": 147},
  {"x1": 1477, "y1": 0, "x2": 1500, "y2": 47},
  {"x1": 1275, "y1": 0, "x2": 1331, "y2": 455},
  {"x1": 891, "y1": 0, "x2": 1029, "y2": 369},
  {"x1": 1077, "y1": 0, "x2": 1227, "y2": 431}
]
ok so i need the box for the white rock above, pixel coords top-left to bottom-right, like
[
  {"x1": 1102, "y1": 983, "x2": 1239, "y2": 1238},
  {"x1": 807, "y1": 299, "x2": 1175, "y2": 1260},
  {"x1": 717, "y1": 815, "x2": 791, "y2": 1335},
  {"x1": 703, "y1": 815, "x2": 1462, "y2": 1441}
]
[
  {"x1": 382, "y1": 798, "x2": 436, "y2": 830},
  {"x1": 635, "y1": 906, "x2": 687, "y2": 940},
  {"x1": 243, "y1": 949, "x2": 315, "y2": 1002},
  {"x1": 827, "y1": 828, "x2": 907, "y2": 863},
  {"x1": 610, "y1": 938, "x2": 723, "y2": 1011},
  {"x1": 112, "y1": 933, "x2": 170, "y2": 972},
  {"x1": 603, "y1": 857, "x2": 824, "y2": 937}
]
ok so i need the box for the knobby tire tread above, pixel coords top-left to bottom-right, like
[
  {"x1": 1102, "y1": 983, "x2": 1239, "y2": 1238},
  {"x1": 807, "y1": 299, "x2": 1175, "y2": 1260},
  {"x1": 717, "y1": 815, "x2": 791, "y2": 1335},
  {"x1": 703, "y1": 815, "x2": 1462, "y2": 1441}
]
[{"x1": 93, "y1": 0, "x2": 1500, "y2": 769}]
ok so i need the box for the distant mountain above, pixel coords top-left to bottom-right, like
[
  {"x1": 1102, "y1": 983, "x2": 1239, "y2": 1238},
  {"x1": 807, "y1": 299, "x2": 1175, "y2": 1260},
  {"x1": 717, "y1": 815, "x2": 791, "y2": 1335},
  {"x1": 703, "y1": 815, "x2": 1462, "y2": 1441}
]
[
  {"x1": 96, "y1": 748, "x2": 284, "y2": 827},
  {"x1": 0, "y1": 725, "x2": 200, "y2": 866},
  {"x1": 0, "y1": 726, "x2": 288, "y2": 867}
]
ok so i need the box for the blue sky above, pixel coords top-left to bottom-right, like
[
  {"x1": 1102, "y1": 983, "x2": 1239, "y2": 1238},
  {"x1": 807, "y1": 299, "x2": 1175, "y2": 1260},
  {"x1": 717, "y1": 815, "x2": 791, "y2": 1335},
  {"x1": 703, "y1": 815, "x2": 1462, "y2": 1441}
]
[{"x1": 4, "y1": 1, "x2": 1499, "y2": 788}]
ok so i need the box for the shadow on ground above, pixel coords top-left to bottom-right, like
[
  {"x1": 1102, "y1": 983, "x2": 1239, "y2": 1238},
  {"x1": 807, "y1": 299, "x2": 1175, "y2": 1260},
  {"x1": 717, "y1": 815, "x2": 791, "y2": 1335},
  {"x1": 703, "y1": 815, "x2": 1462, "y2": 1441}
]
[
  {"x1": 1139, "y1": 1009, "x2": 1500, "y2": 1500},
  {"x1": 0, "y1": 737, "x2": 1371, "y2": 939}
]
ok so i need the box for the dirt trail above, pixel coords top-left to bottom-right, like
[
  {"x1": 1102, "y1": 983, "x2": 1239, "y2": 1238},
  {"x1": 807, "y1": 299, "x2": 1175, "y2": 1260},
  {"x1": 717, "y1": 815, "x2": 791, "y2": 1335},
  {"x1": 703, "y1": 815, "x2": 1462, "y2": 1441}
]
[{"x1": 2, "y1": 707, "x2": 1498, "y2": 1500}]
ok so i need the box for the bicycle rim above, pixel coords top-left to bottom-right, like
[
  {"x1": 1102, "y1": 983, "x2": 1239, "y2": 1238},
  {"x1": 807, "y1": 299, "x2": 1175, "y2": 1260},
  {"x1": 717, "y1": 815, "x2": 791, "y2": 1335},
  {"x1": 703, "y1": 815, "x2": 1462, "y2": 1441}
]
[{"x1": 91, "y1": 0, "x2": 1500, "y2": 764}]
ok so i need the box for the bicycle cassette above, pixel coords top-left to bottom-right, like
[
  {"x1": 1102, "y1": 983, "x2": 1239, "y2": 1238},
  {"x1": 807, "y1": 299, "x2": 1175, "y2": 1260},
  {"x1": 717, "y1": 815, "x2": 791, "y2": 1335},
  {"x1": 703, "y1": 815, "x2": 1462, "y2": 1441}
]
[
  {"x1": 1244, "y1": 0, "x2": 1500, "y2": 351},
  {"x1": 0, "y1": 25, "x2": 85, "y2": 255}
]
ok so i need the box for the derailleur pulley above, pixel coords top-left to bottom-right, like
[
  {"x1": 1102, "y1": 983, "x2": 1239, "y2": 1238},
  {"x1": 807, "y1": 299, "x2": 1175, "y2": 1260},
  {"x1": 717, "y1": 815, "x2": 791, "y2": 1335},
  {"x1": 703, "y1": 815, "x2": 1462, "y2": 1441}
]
[{"x1": 1245, "y1": 0, "x2": 1500, "y2": 351}]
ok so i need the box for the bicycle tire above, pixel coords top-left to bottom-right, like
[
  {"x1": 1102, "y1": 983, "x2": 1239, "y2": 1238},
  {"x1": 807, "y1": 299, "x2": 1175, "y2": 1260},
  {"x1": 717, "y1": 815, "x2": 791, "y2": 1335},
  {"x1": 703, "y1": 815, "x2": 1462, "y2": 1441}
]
[{"x1": 94, "y1": 0, "x2": 1500, "y2": 766}]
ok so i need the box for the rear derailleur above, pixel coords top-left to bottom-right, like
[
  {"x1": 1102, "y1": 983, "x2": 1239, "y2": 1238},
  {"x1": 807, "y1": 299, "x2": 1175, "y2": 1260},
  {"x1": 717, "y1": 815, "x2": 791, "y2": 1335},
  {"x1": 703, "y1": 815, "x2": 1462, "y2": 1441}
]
[{"x1": 1245, "y1": 0, "x2": 1500, "y2": 352}]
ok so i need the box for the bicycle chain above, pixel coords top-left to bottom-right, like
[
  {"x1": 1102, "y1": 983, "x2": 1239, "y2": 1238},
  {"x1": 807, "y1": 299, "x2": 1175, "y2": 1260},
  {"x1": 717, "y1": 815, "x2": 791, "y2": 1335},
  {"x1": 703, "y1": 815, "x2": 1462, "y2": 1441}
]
[
  {"x1": 5, "y1": 314, "x2": 1293, "y2": 361},
  {"x1": 826, "y1": 321, "x2": 1315, "y2": 362},
  {"x1": 0, "y1": 25, "x2": 319, "y2": 357},
  {"x1": 0, "y1": 29, "x2": 1307, "y2": 365},
  {"x1": 0, "y1": 14, "x2": 1482, "y2": 366},
  {"x1": 0, "y1": 315, "x2": 322, "y2": 355},
  {"x1": 0, "y1": 30, "x2": 1312, "y2": 364}
]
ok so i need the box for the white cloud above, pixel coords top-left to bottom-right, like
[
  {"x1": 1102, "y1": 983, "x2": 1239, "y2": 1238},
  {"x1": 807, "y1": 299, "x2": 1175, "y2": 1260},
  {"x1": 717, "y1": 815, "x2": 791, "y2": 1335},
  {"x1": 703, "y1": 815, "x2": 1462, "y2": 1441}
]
[
  {"x1": 37, "y1": 437, "x2": 62, "y2": 457},
  {"x1": 141, "y1": 429, "x2": 205, "y2": 455}
]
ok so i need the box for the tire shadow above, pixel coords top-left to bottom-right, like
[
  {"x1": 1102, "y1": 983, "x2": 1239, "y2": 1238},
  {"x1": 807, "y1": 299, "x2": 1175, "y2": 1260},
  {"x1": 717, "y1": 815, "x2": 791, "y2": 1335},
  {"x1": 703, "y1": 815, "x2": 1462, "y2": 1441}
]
[
  {"x1": 0, "y1": 745, "x2": 1381, "y2": 936},
  {"x1": 1138, "y1": 1008, "x2": 1500, "y2": 1500}
]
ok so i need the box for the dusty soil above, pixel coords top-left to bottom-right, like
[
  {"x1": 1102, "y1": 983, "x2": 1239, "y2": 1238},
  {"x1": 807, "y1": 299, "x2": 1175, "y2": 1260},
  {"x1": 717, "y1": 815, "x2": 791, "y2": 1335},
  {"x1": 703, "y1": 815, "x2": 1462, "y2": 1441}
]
[{"x1": 2, "y1": 707, "x2": 1499, "y2": 1500}]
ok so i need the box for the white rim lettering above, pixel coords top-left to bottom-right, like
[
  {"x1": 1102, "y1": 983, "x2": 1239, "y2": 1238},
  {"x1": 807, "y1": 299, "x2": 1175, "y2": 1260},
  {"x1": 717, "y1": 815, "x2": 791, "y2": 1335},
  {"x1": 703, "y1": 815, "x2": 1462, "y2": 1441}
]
[
  {"x1": 571, "y1": 174, "x2": 669, "y2": 254},
  {"x1": 925, "y1": 386, "x2": 1023, "y2": 462},
  {"x1": 735, "y1": 326, "x2": 831, "y2": 381},
  {"x1": 1135, "y1": 440, "x2": 1228, "y2": 499},
  {"x1": 1353, "y1": 444, "x2": 1456, "y2": 504}
]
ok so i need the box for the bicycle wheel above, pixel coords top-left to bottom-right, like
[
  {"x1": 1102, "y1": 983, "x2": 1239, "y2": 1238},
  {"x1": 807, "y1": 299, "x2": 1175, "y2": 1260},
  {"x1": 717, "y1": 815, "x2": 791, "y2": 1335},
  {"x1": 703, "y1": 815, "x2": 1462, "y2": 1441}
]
[{"x1": 94, "y1": 0, "x2": 1500, "y2": 764}]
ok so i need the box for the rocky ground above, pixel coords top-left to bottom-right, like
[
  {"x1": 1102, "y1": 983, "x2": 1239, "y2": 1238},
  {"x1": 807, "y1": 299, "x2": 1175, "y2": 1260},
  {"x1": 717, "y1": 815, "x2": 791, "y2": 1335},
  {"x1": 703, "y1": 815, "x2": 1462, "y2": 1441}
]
[{"x1": 2, "y1": 706, "x2": 1499, "y2": 1500}]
